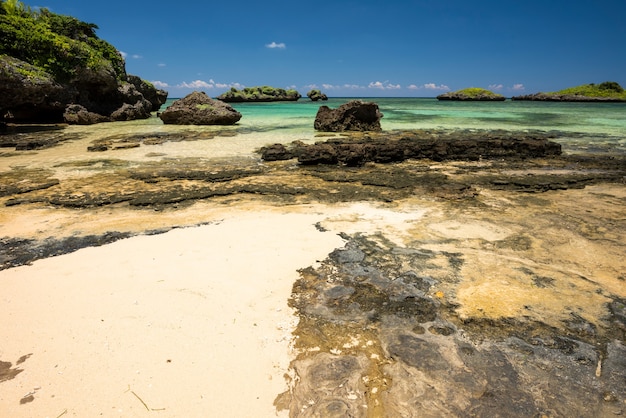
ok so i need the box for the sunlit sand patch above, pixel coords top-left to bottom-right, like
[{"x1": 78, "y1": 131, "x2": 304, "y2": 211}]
[
  {"x1": 427, "y1": 220, "x2": 513, "y2": 241},
  {"x1": 319, "y1": 201, "x2": 428, "y2": 244}
]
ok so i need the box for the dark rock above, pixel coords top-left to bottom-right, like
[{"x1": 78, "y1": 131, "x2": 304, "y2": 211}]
[
  {"x1": 314, "y1": 100, "x2": 383, "y2": 132},
  {"x1": 257, "y1": 143, "x2": 293, "y2": 161},
  {"x1": 1, "y1": 55, "x2": 165, "y2": 125},
  {"x1": 307, "y1": 89, "x2": 328, "y2": 101},
  {"x1": 127, "y1": 75, "x2": 168, "y2": 111},
  {"x1": 388, "y1": 334, "x2": 449, "y2": 370},
  {"x1": 0, "y1": 56, "x2": 71, "y2": 123},
  {"x1": 266, "y1": 130, "x2": 563, "y2": 166},
  {"x1": 63, "y1": 104, "x2": 109, "y2": 125},
  {"x1": 159, "y1": 91, "x2": 242, "y2": 125}
]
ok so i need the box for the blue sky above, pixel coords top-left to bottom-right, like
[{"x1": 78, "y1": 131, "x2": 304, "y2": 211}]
[{"x1": 43, "y1": 0, "x2": 626, "y2": 98}]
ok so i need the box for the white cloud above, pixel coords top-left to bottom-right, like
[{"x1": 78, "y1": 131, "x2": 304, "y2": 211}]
[
  {"x1": 266, "y1": 41, "x2": 286, "y2": 49},
  {"x1": 408, "y1": 84, "x2": 419, "y2": 90},
  {"x1": 178, "y1": 80, "x2": 214, "y2": 89},
  {"x1": 489, "y1": 84, "x2": 504, "y2": 91},
  {"x1": 119, "y1": 51, "x2": 127, "y2": 59},
  {"x1": 157, "y1": 63, "x2": 166, "y2": 67},
  {"x1": 151, "y1": 80, "x2": 169, "y2": 88},
  {"x1": 321, "y1": 83, "x2": 364, "y2": 90},
  {"x1": 215, "y1": 82, "x2": 244, "y2": 89},
  {"x1": 423, "y1": 83, "x2": 450, "y2": 91},
  {"x1": 368, "y1": 81, "x2": 401, "y2": 90},
  {"x1": 512, "y1": 83, "x2": 525, "y2": 91},
  {"x1": 131, "y1": 54, "x2": 143, "y2": 59}
]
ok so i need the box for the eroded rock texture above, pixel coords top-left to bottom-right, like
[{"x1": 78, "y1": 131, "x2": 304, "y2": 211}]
[{"x1": 281, "y1": 232, "x2": 626, "y2": 417}]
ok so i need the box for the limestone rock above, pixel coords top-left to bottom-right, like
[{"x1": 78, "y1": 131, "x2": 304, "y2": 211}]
[
  {"x1": 159, "y1": 91, "x2": 242, "y2": 125},
  {"x1": 307, "y1": 89, "x2": 328, "y2": 101},
  {"x1": 314, "y1": 100, "x2": 383, "y2": 132},
  {"x1": 217, "y1": 86, "x2": 301, "y2": 102},
  {"x1": 0, "y1": 56, "x2": 71, "y2": 122},
  {"x1": 127, "y1": 75, "x2": 168, "y2": 111}
]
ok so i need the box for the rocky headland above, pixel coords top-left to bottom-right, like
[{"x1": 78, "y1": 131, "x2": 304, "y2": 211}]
[
  {"x1": 217, "y1": 86, "x2": 301, "y2": 102},
  {"x1": 513, "y1": 81, "x2": 626, "y2": 102},
  {"x1": 0, "y1": 3, "x2": 167, "y2": 124},
  {"x1": 437, "y1": 88, "x2": 506, "y2": 101}
]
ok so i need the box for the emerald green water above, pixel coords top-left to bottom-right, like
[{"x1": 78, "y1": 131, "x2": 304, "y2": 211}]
[{"x1": 178, "y1": 97, "x2": 626, "y2": 154}]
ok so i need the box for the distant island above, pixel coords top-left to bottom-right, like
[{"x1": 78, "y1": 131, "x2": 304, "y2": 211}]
[
  {"x1": 512, "y1": 81, "x2": 626, "y2": 102},
  {"x1": 307, "y1": 89, "x2": 328, "y2": 101},
  {"x1": 437, "y1": 88, "x2": 506, "y2": 101},
  {"x1": 217, "y1": 86, "x2": 301, "y2": 102}
]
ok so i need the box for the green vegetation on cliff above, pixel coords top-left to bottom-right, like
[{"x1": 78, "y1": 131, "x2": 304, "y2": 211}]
[
  {"x1": 217, "y1": 86, "x2": 301, "y2": 102},
  {"x1": 437, "y1": 87, "x2": 505, "y2": 101},
  {"x1": 552, "y1": 82, "x2": 626, "y2": 99},
  {"x1": 0, "y1": 0, "x2": 125, "y2": 82}
]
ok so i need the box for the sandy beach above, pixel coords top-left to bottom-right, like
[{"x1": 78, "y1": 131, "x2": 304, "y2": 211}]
[{"x1": 0, "y1": 209, "x2": 345, "y2": 417}]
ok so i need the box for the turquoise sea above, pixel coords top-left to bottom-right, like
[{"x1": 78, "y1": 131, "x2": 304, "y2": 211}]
[{"x1": 159, "y1": 97, "x2": 626, "y2": 155}]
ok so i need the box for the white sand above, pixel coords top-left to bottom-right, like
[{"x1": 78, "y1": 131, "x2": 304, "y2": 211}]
[{"x1": 0, "y1": 210, "x2": 345, "y2": 417}]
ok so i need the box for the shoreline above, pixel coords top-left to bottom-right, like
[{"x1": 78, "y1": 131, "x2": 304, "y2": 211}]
[{"x1": 0, "y1": 208, "x2": 346, "y2": 417}]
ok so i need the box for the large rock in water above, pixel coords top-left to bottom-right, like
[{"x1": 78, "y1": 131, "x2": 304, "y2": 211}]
[
  {"x1": 314, "y1": 100, "x2": 383, "y2": 132},
  {"x1": 159, "y1": 91, "x2": 242, "y2": 125}
]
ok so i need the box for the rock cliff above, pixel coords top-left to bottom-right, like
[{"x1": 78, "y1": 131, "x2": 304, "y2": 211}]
[{"x1": 0, "y1": 2, "x2": 167, "y2": 124}]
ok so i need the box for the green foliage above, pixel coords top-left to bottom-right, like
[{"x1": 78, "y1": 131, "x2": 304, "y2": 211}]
[
  {"x1": 554, "y1": 82, "x2": 626, "y2": 98},
  {"x1": 456, "y1": 87, "x2": 504, "y2": 98},
  {"x1": 218, "y1": 86, "x2": 301, "y2": 101},
  {"x1": 598, "y1": 81, "x2": 623, "y2": 93},
  {"x1": 0, "y1": 0, "x2": 126, "y2": 82},
  {"x1": 1, "y1": 0, "x2": 35, "y2": 17},
  {"x1": 39, "y1": 8, "x2": 98, "y2": 41}
]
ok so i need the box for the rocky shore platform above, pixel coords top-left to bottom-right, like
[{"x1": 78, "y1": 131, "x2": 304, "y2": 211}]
[{"x1": 1, "y1": 126, "x2": 625, "y2": 416}]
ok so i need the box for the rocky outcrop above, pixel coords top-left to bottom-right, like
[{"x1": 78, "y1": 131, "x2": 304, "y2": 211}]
[
  {"x1": 0, "y1": 56, "x2": 165, "y2": 125},
  {"x1": 159, "y1": 91, "x2": 242, "y2": 125},
  {"x1": 512, "y1": 93, "x2": 626, "y2": 102},
  {"x1": 260, "y1": 130, "x2": 562, "y2": 166},
  {"x1": 314, "y1": 100, "x2": 383, "y2": 132},
  {"x1": 0, "y1": 8, "x2": 168, "y2": 124},
  {"x1": 128, "y1": 75, "x2": 168, "y2": 111},
  {"x1": 307, "y1": 89, "x2": 328, "y2": 101},
  {"x1": 0, "y1": 56, "x2": 72, "y2": 122},
  {"x1": 437, "y1": 88, "x2": 506, "y2": 101},
  {"x1": 217, "y1": 86, "x2": 301, "y2": 102}
]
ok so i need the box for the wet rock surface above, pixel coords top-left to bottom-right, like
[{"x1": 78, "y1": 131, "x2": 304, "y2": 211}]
[
  {"x1": 261, "y1": 129, "x2": 562, "y2": 165},
  {"x1": 281, "y1": 232, "x2": 626, "y2": 417}
]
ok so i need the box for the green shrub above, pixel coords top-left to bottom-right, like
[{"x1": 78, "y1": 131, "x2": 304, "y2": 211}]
[{"x1": 0, "y1": 0, "x2": 126, "y2": 82}]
